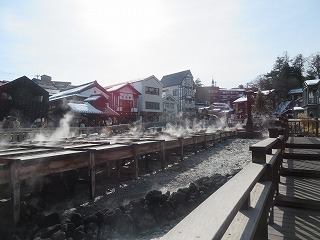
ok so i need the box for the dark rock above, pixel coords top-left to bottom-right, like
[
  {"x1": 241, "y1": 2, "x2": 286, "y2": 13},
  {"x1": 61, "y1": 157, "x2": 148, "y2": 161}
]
[
  {"x1": 43, "y1": 212, "x2": 61, "y2": 228},
  {"x1": 174, "y1": 204, "x2": 187, "y2": 218},
  {"x1": 103, "y1": 209, "x2": 115, "y2": 225},
  {"x1": 168, "y1": 191, "x2": 187, "y2": 207},
  {"x1": 84, "y1": 213, "x2": 97, "y2": 224},
  {"x1": 34, "y1": 211, "x2": 46, "y2": 227},
  {"x1": 145, "y1": 190, "x2": 162, "y2": 205},
  {"x1": 66, "y1": 222, "x2": 76, "y2": 238},
  {"x1": 136, "y1": 212, "x2": 156, "y2": 230},
  {"x1": 86, "y1": 222, "x2": 99, "y2": 240},
  {"x1": 73, "y1": 225, "x2": 86, "y2": 240},
  {"x1": 112, "y1": 213, "x2": 136, "y2": 236},
  {"x1": 51, "y1": 229, "x2": 66, "y2": 240},
  {"x1": 35, "y1": 224, "x2": 66, "y2": 239},
  {"x1": 71, "y1": 213, "x2": 83, "y2": 227},
  {"x1": 95, "y1": 211, "x2": 104, "y2": 225},
  {"x1": 99, "y1": 225, "x2": 112, "y2": 239}
]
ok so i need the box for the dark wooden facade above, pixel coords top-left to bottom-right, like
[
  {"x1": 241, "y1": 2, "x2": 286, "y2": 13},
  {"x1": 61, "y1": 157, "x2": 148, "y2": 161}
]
[{"x1": 0, "y1": 76, "x2": 49, "y2": 127}]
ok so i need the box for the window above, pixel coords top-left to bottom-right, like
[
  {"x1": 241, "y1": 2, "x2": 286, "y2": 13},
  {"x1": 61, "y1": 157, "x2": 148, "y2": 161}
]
[
  {"x1": 145, "y1": 86, "x2": 159, "y2": 95},
  {"x1": 173, "y1": 89, "x2": 177, "y2": 96},
  {"x1": 146, "y1": 101, "x2": 160, "y2": 110},
  {"x1": 120, "y1": 99, "x2": 133, "y2": 108}
]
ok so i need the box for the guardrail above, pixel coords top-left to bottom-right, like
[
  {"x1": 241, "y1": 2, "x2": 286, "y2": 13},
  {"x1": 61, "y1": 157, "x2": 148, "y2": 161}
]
[
  {"x1": 161, "y1": 134, "x2": 284, "y2": 239},
  {"x1": 288, "y1": 118, "x2": 319, "y2": 137}
]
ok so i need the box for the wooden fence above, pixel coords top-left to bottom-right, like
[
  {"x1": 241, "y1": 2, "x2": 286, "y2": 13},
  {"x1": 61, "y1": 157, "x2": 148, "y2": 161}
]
[
  {"x1": 162, "y1": 133, "x2": 284, "y2": 239},
  {"x1": 287, "y1": 118, "x2": 319, "y2": 137}
]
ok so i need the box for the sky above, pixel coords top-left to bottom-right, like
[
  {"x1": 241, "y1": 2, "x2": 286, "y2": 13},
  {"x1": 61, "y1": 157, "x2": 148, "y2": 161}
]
[{"x1": 0, "y1": 0, "x2": 319, "y2": 89}]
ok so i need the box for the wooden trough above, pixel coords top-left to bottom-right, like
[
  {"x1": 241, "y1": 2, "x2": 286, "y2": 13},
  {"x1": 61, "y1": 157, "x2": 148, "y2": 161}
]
[{"x1": 0, "y1": 130, "x2": 236, "y2": 226}]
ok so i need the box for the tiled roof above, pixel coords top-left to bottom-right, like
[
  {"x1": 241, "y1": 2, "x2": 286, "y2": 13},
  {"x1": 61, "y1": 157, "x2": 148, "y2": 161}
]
[
  {"x1": 161, "y1": 70, "x2": 193, "y2": 87},
  {"x1": 50, "y1": 81, "x2": 95, "y2": 99}
]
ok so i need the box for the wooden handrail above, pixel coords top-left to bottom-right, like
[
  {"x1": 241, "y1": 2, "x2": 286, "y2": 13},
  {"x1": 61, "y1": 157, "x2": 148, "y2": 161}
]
[{"x1": 162, "y1": 136, "x2": 284, "y2": 240}]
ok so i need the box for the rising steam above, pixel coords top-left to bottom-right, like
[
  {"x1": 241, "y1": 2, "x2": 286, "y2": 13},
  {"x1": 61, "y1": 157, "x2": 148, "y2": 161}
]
[{"x1": 33, "y1": 113, "x2": 75, "y2": 143}]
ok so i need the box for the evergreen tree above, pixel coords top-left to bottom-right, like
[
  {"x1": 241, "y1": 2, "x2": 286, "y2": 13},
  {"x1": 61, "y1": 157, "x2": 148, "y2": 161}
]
[{"x1": 253, "y1": 91, "x2": 269, "y2": 115}]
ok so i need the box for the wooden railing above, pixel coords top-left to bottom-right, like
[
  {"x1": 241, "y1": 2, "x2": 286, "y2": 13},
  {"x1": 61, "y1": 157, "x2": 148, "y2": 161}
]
[
  {"x1": 287, "y1": 118, "x2": 319, "y2": 137},
  {"x1": 162, "y1": 135, "x2": 284, "y2": 239}
]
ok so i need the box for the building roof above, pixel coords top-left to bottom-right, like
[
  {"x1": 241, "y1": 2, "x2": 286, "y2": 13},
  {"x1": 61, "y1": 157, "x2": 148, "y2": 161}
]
[
  {"x1": 84, "y1": 95, "x2": 102, "y2": 101},
  {"x1": 105, "y1": 82, "x2": 141, "y2": 95},
  {"x1": 304, "y1": 79, "x2": 320, "y2": 86},
  {"x1": 288, "y1": 88, "x2": 303, "y2": 95},
  {"x1": 49, "y1": 93, "x2": 88, "y2": 101},
  {"x1": 68, "y1": 102, "x2": 119, "y2": 116},
  {"x1": 68, "y1": 102, "x2": 102, "y2": 114},
  {"x1": 259, "y1": 89, "x2": 275, "y2": 95},
  {"x1": 234, "y1": 96, "x2": 247, "y2": 103},
  {"x1": 1, "y1": 76, "x2": 49, "y2": 97},
  {"x1": 161, "y1": 70, "x2": 193, "y2": 87},
  {"x1": 50, "y1": 81, "x2": 110, "y2": 101}
]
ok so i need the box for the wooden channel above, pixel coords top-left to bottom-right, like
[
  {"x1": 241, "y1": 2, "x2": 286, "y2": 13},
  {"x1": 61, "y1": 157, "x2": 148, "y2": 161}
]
[{"x1": 0, "y1": 130, "x2": 236, "y2": 226}]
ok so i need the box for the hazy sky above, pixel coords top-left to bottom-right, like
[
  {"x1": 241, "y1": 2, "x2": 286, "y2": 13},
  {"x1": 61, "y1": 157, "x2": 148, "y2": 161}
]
[{"x1": 0, "y1": 0, "x2": 319, "y2": 88}]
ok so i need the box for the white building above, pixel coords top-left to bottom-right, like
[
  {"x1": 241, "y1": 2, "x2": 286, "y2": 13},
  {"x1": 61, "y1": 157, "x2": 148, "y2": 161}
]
[
  {"x1": 130, "y1": 75, "x2": 163, "y2": 123},
  {"x1": 161, "y1": 70, "x2": 196, "y2": 117},
  {"x1": 162, "y1": 90, "x2": 178, "y2": 122}
]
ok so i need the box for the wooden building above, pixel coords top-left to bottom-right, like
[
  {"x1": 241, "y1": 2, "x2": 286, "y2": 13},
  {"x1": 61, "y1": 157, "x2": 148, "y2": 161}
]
[
  {"x1": 105, "y1": 83, "x2": 141, "y2": 123},
  {"x1": 161, "y1": 70, "x2": 196, "y2": 117},
  {"x1": 0, "y1": 76, "x2": 49, "y2": 127},
  {"x1": 49, "y1": 81, "x2": 118, "y2": 127}
]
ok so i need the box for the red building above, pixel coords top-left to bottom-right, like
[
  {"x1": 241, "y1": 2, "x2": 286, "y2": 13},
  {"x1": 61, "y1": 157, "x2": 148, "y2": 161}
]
[
  {"x1": 195, "y1": 86, "x2": 220, "y2": 105},
  {"x1": 105, "y1": 83, "x2": 141, "y2": 123}
]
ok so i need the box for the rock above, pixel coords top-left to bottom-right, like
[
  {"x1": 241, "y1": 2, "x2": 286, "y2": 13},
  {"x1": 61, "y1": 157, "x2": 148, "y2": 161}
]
[
  {"x1": 99, "y1": 225, "x2": 112, "y2": 239},
  {"x1": 43, "y1": 212, "x2": 61, "y2": 228},
  {"x1": 103, "y1": 209, "x2": 115, "y2": 225},
  {"x1": 73, "y1": 225, "x2": 86, "y2": 240},
  {"x1": 145, "y1": 190, "x2": 162, "y2": 205},
  {"x1": 34, "y1": 211, "x2": 46, "y2": 227},
  {"x1": 35, "y1": 224, "x2": 66, "y2": 239},
  {"x1": 71, "y1": 213, "x2": 83, "y2": 227},
  {"x1": 136, "y1": 212, "x2": 156, "y2": 229},
  {"x1": 84, "y1": 213, "x2": 97, "y2": 224},
  {"x1": 85, "y1": 222, "x2": 99, "y2": 240},
  {"x1": 111, "y1": 213, "x2": 136, "y2": 236},
  {"x1": 168, "y1": 191, "x2": 187, "y2": 207},
  {"x1": 95, "y1": 211, "x2": 104, "y2": 225},
  {"x1": 51, "y1": 230, "x2": 66, "y2": 240}
]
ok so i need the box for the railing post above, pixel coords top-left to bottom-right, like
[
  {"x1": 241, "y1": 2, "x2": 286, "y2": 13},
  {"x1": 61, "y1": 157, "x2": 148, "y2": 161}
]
[
  {"x1": 10, "y1": 159, "x2": 21, "y2": 226},
  {"x1": 193, "y1": 136, "x2": 198, "y2": 154},
  {"x1": 132, "y1": 143, "x2": 139, "y2": 180},
  {"x1": 316, "y1": 118, "x2": 319, "y2": 137},
  {"x1": 89, "y1": 153, "x2": 96, "y2": 199},
  {"x1": 178, "y1": 137, "x2": 184, "y2": 161},
  {"x1": 203, "y1": 134, "x2": 208, "y2": 149},
  {"x1": 159, "y1": 140, "x2": 166, "y2": 172}
]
